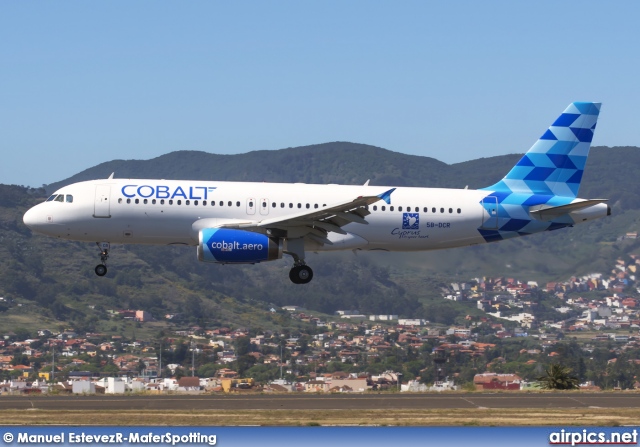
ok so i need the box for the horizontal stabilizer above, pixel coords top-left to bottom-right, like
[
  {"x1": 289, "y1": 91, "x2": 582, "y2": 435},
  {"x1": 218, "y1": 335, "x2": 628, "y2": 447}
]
[{"x1": 529, "y1": 199, "x2": 608, "y2": 221}]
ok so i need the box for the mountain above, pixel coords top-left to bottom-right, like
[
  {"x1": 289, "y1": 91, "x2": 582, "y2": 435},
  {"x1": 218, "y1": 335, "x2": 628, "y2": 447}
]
[
  {"x1": 46, "y1": 143, "x2": 448, "y2": 193},
  {"x1": 46, "y1": 143, "x2": 640, "y2": 210},
  {"x1": 2, "y1": 143, "x2": 640, "y2": 333}
]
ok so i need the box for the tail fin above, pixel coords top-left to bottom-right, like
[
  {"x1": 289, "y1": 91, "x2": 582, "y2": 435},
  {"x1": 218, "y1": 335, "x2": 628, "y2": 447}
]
[{"x1": 483, "y1": 102, "x2": 601, "y2": 198}]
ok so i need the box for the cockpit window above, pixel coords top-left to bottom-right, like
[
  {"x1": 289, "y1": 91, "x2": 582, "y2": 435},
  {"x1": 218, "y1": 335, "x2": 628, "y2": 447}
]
[
  {"x1": 66, "y1": 195, "x2": 73, "y2": 203},
  {"x1": 54, "y1": 195, "x2": 64, "y2": 202},
  {"x1": 46, "y1": 195, "x2": 58, "y2": 202}
]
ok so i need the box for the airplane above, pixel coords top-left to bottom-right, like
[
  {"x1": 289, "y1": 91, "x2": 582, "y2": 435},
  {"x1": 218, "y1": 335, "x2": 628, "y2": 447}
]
[{"x1": 23, "y1": 102, "x2": 610, "y2": 284}]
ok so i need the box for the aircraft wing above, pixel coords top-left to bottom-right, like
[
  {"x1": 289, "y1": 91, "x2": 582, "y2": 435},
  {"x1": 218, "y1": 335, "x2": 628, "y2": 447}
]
[{"x1": 216, "y1": 188, "x2": 396, "y2": 245}]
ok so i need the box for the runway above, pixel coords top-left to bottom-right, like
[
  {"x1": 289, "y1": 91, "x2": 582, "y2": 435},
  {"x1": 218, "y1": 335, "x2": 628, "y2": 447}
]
[{"x1": 1, "y1": 393, "x2": 639, "y2": 411}]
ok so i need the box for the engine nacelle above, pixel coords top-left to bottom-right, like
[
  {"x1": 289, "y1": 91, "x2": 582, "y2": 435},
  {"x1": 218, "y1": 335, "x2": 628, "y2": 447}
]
[{"x1": 197, "y1": 228, "x2": 283, "y2": 264}]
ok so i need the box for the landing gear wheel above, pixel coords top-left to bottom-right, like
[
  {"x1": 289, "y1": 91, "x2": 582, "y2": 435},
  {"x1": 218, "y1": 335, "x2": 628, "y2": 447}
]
[
  {"x1": 289, "y1": 265, "x2": 313, "y2": 284},
  {"x1": 95, "y1": 242, "x2": 110, "y2": 277}
]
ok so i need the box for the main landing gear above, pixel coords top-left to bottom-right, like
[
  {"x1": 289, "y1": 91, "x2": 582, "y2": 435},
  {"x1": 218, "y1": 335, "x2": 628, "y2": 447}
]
[
  {"x1": 285, "y1": 237, "x2": 313, "y2": 284},
  {"x1": 289, "y1": 262, "x2": 313, "y2": 285},
  {"x1": 95, "y1": 242, "x2": 110, "y2": 277}
]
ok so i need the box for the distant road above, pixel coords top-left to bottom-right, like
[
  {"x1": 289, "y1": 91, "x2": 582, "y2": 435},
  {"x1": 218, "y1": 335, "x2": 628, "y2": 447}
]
[{"x1": 1, "y1": 393, "x2": 639, "y2": 411}]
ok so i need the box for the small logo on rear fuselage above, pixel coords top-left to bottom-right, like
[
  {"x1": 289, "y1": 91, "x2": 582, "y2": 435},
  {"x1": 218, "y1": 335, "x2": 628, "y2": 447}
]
[{"x1": 402, "y1": 213, "x2": 419, "y2": 230}]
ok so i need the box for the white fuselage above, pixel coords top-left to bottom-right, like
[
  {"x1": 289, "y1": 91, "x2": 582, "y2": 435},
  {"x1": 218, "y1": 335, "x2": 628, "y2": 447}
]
[{"x1": 24, "y1": 179, "x2": 493, "y2": 252}]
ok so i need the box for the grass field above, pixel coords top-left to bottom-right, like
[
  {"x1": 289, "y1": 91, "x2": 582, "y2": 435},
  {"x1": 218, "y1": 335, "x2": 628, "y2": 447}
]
[{"x1": 1, "y1": 408, "x2": 639, "y2": 426}]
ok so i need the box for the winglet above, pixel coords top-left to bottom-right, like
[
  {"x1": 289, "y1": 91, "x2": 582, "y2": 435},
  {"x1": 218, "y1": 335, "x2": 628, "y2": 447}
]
[
  {"x1": 108, "y1": 172, "x2": 115, "y2": 179},
  {"x1": 377, "y1": 188, "x2": 396, "y2": 204},
  {"x1": 364, "y1": 179, "x2": 370, "y2": 186}
]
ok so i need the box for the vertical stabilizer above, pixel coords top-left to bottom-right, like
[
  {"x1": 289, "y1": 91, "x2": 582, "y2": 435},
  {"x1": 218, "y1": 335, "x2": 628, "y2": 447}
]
[{"x1": 483, "y1": 102, "x2": 601, "y2": 198}]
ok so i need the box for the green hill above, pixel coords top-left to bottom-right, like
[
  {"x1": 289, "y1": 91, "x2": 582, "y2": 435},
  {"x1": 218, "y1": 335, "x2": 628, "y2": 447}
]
[
  {"x1": 2, "y1": 143, "x2": 639, "y2": 333},
  {"x1": 46, "y1": 144, "x2": 640, "y2": 211}
]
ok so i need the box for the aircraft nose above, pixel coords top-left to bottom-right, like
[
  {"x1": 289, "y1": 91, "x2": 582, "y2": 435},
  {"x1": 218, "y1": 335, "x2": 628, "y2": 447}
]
[{"x1": 23, "y1": 206, "x2": 42, "y2": 230}]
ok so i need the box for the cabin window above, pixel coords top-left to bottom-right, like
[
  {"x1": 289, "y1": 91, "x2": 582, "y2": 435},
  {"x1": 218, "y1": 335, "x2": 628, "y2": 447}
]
[
  {"x1": 449, "y1": 208, "x2": 453, "y2": 213},
  {"x1": 440, "y1": 208, "x2": 444, "y2": 213},
  {"x1": 457, "y1": 208, "x2": 461, "y2": 214},
  {"x1": 160, "y1": 199, "x2": 165, "y2": 205},
  {"x1": 398, "y1": 206, "x2": 403, "y2": 212},
  {"x1": 236, "y1": 201, "x2": 240, "y2": 207},
  {"x1": 202, "y1": 200, "x2": 207, "y2": 206},
  {"x1": 306, "y1": 203, "x2": 310, "y2": 209},
  {"x1": 432, "y1": 207, "x2": 436, "y2": 213},
  {"x1": 373, "y1": 205, "x2": 378, "y2": 211},
  {"x1": 314, "y1": 204, "x2": 318, "y2": 209},
  {"x1": 185, "y1": 200, "x2": 190, "y2": 205},
  {"x1": 381, "y1": 206, "x2": 386, "y2": 211},
  {"x1": 135, "y1": 199, "x2": 139, "y2": 204},
  {"x1": 152, "y1": 199, "x2": 156, "y2": 205},
  {"x1": 177, "y1": 200, "x2": 182, "y2": 205},
  {"x1": 423, "y1": 207, "x2": 428, "y2": 213},
  {"x1": 415, "y1": 207, "x2": 419, "y2": 212},
  {"x1": 194, "y1": 200, "x2": 198, "y2": 206},
  {"x1": 127, "y1": 198, "x2": 131, "y2": 204},
  {"x1": 219, "y1": 201, "x2": 223, "y2": 206},
  {"x1": 118, "y1": 198, "x2": 122, "y2": 204},
  {"x1": 169, "y1": 200, "x2": 173, "y2": 205},
  {"x1": 228, "y1": 201, "x2": 232, "y2": 207},
  {"x1": 390, "y1": 206, "x2": 394, "y2": 211},
  {"x1": 272, "y1": 202, "x2": 276, "y2": 208},
  {"x1": 281, "y1": 203, "x2": 285, "y2": 208},
  {"x1": 297, "y1": 203, "x2": 301, "y2": 209},
  {"x1": 143, "y1": 199, "x2": 148, "y2": 204},
  {"x1": 262, "y1": 201, "x2": 267, "y2": 208}
]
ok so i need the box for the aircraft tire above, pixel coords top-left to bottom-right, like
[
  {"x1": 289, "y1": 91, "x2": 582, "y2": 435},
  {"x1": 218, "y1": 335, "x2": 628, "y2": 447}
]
[
  {"x1": 289, "y1": 265, "x2": 313, "y2": 284},
  {"x1": 289, "y1": 267, "x2": 301, "y2": 284},
  {"x1": 95, "y1": 264, "x2": 107, "y2": 277}
]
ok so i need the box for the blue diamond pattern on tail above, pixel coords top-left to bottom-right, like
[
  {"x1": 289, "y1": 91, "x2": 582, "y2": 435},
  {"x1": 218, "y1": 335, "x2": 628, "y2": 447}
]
[
  {"x1": 477, "y1": 102, "x2": 601, "y2": 244},
  {"x1": 481, "y1": 102, "x2": 600, "y2": 199}
]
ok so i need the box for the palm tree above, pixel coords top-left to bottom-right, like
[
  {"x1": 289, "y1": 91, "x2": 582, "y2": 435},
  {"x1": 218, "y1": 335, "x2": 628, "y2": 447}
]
[{"x1": 537, "y1": 363, "x2": 579, "y2": 390}]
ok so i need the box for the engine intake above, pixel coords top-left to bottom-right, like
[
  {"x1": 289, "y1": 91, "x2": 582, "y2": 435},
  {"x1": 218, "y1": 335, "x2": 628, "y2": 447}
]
[{"x1": 197, "y1": 228, "x2": 283, "y2": 264}]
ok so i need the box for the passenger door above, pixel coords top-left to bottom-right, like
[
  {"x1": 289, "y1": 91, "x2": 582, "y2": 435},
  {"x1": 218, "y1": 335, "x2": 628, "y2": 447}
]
[
  {"x1": 94, "y1": 185, "x2": 111, "y2": 218},
  {"x1": 481, "y1": 196, "x2": 498, "y2": 229}
]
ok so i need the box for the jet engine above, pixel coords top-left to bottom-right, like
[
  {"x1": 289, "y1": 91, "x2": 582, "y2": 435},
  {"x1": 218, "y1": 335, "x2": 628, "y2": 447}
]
[{"x1": 197, "y1": 228, "x2": 283, "y2": 264}]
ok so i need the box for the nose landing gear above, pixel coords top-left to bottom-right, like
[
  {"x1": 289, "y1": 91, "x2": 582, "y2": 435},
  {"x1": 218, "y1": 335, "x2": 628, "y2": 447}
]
[{"x1": 95, "y1": 242, "x2": 110, "y2": 277}]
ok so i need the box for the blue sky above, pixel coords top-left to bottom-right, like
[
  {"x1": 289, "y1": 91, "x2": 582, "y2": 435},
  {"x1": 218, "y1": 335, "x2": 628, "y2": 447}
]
[{"x1": 2, "y1": 1, "x2": 639, "y2": 187}]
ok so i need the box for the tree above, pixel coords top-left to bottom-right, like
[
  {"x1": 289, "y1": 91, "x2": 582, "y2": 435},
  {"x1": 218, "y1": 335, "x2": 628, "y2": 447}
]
[{"x1": 537, "y1": 363, "x2": 579, "y2": 390}]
